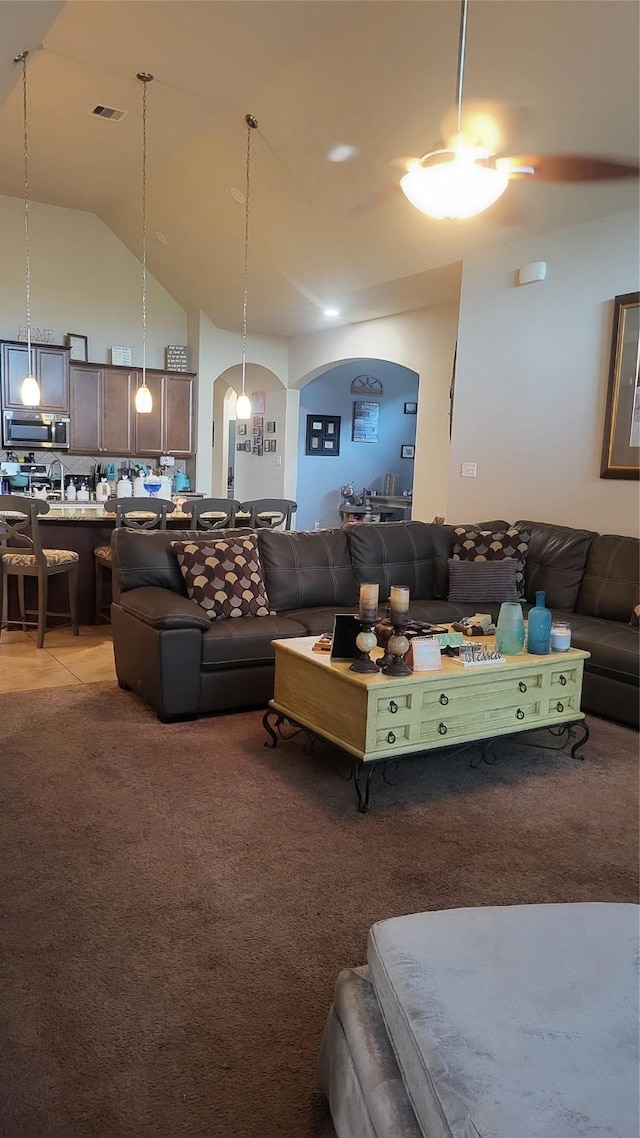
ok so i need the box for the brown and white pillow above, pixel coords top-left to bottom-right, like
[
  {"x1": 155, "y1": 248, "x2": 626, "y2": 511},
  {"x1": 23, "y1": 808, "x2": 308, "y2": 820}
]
[
  {"x1": 452, "y1": 527, "x2": 530, "y2": 597},
  {"x1": 631, "y1": 603, "x2": 640, "y2": 629},
  {"x1": 171, "y1": 535, "x2": 271, "y2": 620}
]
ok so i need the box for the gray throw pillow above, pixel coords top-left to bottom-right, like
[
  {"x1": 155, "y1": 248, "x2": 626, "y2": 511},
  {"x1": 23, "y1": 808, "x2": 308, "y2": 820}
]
[{"x1": 447, "y1": 558, "x2": 519, "y2": 604}]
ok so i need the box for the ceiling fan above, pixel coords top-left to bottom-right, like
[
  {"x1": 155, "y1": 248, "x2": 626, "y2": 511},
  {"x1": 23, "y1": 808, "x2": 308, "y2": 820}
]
[{"x1": 400, "y1": 0, "x2": 640, "y2": 220}]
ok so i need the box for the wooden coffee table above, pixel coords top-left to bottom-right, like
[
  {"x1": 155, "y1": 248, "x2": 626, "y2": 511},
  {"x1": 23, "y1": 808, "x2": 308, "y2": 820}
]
[{"x1": 263, "y1": 635, "x2": 590, "y2": 811}]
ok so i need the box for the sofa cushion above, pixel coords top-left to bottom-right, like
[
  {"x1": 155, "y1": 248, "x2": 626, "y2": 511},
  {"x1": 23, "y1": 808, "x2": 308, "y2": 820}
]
[
  {"x1": 513, "y1": 520, "x2": 597, "y2": 610},
  {"x1": 257, "y1": 528, "x2": 358, "y2": 611},
  {"x1": 560, "y1": 611, "x2": 639, "y2": 686},
  {"x1": 576, "y1": 533, "x2": 640, "y2": 622},
  {"x1": 172, "y1": 536, "x2": 271, "y2": 620},
  {"x1": 347, "y1": 522, "x2": 452, "y2": 602},
  {"x1": 200, "y1": 614, "x2": 307, "y2": 668},
  {"x1": 451, "y1": 526, "x2": 530, "y2": 596},
  {"x1": 368, "y1": 903, "x2": 639, "y2": 1138},
  {"x1": 280, "y1": 606, "x2": 358, "y2": 636},
  {"x1": 112, "y1": 527, "x2": 253, "y2": 595},
  {"x1": 447, "y1": 558, "x2": 519, "y2": 603}
]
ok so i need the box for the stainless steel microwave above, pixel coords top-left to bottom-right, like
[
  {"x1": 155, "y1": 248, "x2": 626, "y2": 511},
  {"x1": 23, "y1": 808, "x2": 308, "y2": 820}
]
[{"x1": 2, "y1": 410, "x2": 70, "y2": 450}]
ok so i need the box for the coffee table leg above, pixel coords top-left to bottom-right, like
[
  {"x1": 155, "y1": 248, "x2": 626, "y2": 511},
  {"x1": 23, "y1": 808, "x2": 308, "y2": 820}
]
[
  {"x1": 354, "y1": 763, "x2": 374, "y2": 813},
  {"x1": 568, "y1": 719, "x2": 589, "y2": 759},
  {"x1": 263, "y1": 709, "x2": 283, "y2": 747}
]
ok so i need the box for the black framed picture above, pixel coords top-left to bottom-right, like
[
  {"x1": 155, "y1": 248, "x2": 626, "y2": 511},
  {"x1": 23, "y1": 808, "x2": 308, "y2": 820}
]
[
  {"x1": 401, "y1": 444, "x2": 415, "y2": 459},
  {"x1": 305, "y1": 414, "x2": 341, "y2": 456},
  {"x1": 66, "y1": 333, "x2": 88, "y2": 362},
  {"x1": 352, "y1": 400, "x2": 379, "y2": 443},
  {"x1": 404, "y1": 401, "x2": 417, "y2": 415}
]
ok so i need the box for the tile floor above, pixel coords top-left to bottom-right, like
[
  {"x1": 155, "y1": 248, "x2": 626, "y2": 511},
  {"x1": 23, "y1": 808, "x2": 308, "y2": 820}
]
[{"x1": 0, "y1": 625, "x2": 116, "y2": 692}]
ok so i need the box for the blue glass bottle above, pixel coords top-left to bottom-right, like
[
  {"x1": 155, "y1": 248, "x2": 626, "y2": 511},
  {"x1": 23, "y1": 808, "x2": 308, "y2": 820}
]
[{"x1": 527, "y1": 590, "x2": 552, "y2": 654}]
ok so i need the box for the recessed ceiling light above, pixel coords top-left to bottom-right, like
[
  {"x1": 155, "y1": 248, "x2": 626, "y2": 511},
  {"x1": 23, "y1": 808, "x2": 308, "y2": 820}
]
[
  {"x1": 155, "y1": 231, "x2": 168, "y2": 245},
  {"x1": 323, "y1": 307, "x2": 340, "y2": 318},
  {"x1": 230, "y1": 187, "x2": 245, "y2": 203},
  {"x1": 326, "y1": 143, "x2": 359, "y2": 163}
]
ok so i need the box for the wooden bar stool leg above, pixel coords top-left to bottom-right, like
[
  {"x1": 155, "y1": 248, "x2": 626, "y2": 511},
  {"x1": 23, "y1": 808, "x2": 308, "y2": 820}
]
[
  {"x1": 17, "y1": 574, "x2": 27, "y2": 632},
  {"x1": 69, "y1": 564, "x2": 80, "y2": 636},
  {"x1": 94, "y1": 557, "x2": 103, "y2": 625},
  {"x1": 36, "y1": 572, "x2": 48, "y2": 649}
]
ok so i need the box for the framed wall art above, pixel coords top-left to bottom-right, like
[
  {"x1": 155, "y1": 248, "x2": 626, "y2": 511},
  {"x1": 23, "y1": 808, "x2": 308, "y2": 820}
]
[
  {"x1": 352, "y1": 400, "x2": 379, "y2": 443},
  {"x1": 404, "y1": 401, "x2": 417, "y2": 415},
  {"x1": 401, "y1": 444, "x2": 415, "y2": 459},
  {"x1": 600, "y1": 291, "x2": 640, "y2": 479},
  {"x1": 305, "y1": 414, "x2": 341, "y2": 456},
  {"x1": 66, "y1": 333, "x2": 88, "y2": 362}
]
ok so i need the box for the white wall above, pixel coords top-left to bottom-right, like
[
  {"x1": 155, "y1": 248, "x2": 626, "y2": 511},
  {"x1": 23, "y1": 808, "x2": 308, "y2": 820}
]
[
  {"x1": 449, "y1": 210, "x2": 640, "y2": 536},
  {"x1": 0, "y1": 195, "x2": 187, "y2": 367},
  {"x1": 288, "y1": 303, "x2": 460, "y2": 523}
]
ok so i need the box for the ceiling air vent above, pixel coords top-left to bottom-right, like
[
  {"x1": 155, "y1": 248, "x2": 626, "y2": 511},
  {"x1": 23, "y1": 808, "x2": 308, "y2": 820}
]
[{"x1": 90, "y1": 104, "x2": 127, "y2": 122}]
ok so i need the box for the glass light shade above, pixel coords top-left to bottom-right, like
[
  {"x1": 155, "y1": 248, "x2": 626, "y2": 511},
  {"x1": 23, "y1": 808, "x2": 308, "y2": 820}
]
[
  {"x1": 135, "y1": 382, "x2": 153, "y2": 414},
  {"x1": 400, "y1": 151, "x2": 509, "y2": 220},
  {"x1": 21, "y1": 374, "x2": 40, "y2": 406},
  {"x1": 236, "y1": 392, "x2": 251, "y2": 420}
]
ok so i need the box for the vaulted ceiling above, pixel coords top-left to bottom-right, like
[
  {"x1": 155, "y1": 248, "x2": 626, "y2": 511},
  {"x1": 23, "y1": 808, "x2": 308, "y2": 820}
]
[{"x1": 0, "y1": 1, "x2": 638, "y2": 338}]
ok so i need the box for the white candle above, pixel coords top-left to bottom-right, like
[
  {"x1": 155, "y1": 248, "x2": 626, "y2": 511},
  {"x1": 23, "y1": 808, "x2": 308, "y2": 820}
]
[
  {"x1": 390, "y1": 585, "x2": 410, "y2": 620},
  {"x1": 359, "y1": 582, "x2": 379, "y2": 620}
]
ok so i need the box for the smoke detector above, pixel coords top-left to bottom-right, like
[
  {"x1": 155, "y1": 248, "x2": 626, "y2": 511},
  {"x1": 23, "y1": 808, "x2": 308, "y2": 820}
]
[{"x1": 89, "y1": 104, "x2": 127, "y2": 122}]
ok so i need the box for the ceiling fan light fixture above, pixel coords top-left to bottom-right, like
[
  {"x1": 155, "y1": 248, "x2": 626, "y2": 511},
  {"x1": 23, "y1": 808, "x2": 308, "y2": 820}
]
[
  {"x1": 135, "y1": 381, "x2": 153, "y2": 414},
  {"x1": 236, "y1": 392, "x2": 252, "y2": 420},
  {"x1": 21, "y1": 374, "x2": 41, "y2": 407},
  {"x1": 400, "y1": 149, "x2": 509, "y2": 219}
]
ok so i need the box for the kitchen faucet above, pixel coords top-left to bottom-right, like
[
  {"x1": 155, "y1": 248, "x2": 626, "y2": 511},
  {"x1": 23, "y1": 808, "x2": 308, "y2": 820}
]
[{"x1": 47, "y1": 457, "x2": 66, "y2": 500}]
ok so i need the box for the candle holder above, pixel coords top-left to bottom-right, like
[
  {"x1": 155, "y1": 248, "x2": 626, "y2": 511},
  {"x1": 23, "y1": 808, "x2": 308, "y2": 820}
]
[
  {"x1": 350, "y1": 620, "x2": 379, "y2": 673},
  {"x1": 381, "y1": 617, "x2": 412, "y2": 677}
]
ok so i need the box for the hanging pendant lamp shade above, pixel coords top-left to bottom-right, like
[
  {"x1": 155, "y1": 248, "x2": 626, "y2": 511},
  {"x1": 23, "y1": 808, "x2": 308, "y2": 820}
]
[
  {"x1": 236, "y1": 113, "x2": 258, "y2": 422},
  {"x1": 135, "y1": 72, "x2": 153, "y2": 414},
  {"x1": 15, "y1": 51, "x2": 40, "y2": 407}
]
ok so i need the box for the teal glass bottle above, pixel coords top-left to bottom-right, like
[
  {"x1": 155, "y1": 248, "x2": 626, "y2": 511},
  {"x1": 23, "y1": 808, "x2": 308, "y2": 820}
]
[
  {"x1": 496, "y1": 601, "x2": 525, "y2": 656},
  {"x1": 527, "y1": 590, "x2": 552, "y2": 654}
]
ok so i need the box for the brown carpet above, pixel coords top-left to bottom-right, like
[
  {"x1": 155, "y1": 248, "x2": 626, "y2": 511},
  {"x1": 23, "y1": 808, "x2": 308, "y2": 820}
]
[{"x1": 1, "y1": 684, "x2": 638, "y2": 1138}]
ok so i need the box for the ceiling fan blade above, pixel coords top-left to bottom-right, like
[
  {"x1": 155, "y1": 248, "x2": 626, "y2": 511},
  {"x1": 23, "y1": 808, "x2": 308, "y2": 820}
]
[{"x1": 498, "y1": 154, "x2": 640, "y2": 182}]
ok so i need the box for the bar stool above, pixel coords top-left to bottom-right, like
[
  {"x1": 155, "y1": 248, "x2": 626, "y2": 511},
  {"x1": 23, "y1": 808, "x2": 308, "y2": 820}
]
[
  {"x1": 238, "y1": 499, "x2": 297, "y2": 530},
  {"x1": 0, "y1": 495, "x2": 79, "y2": 648},
  {"x1": 183, "y1": 498, "x2": 241, "y2": 530},
  {"x1": 94, "y1": 497, "x2": 176, "y2": 623}
]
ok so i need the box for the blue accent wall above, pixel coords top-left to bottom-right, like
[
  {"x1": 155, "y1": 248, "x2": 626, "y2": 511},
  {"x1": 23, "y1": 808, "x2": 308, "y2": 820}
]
[{"x1": 296, "y1": 359, "x2": 419, "y2": 531}]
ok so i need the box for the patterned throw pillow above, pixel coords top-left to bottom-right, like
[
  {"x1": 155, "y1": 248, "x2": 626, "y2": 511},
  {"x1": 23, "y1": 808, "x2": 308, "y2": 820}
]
[
  {"x1": 171, "y1": 535, "x2": 271, "y2": 621},
  {"x1": 452, "y1": 527, "x2": 530, "y2": 597},
  {"x1": 447, "y1": 558, "x2": 519, "y2": 604},
  {"x1": 631, "y1": 604, "x2": 640, "y2": 629}
]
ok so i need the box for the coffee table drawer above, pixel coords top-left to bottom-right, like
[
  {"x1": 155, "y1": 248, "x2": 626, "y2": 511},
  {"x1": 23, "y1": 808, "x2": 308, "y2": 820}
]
[
  {"x1": 374, "y1": 690, "x2": 414, "y2": 725},
  {"x1": 372, "y1": 722, "x2": 413, "y2": 750},
  {"x1": 419, "y1": 669, "x2": 545, "y2": 715},
  {"x1": 546, "y1": 692, "x2": 580, "y2": 717},
  {"x1": 417, "y1": 696, "x2": 544, "y2": 745}
]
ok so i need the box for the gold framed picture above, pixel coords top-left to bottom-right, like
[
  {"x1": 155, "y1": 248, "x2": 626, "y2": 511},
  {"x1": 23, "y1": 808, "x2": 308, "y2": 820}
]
[{"x1": 601, "y1": 291, "x2": 640, "y2": 479}]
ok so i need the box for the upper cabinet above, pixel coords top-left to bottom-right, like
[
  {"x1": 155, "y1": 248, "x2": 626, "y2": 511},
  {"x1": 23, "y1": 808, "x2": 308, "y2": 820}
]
[
  {"x1": 1, "y1": 341, "x2": 70, "y2": 413},
  {"x1": 67, "y1": 362, "x2": 196, "y2": 456}
]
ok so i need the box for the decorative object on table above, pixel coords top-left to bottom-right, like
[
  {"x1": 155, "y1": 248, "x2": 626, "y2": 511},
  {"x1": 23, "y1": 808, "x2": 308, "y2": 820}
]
[
  {"x1": 350, "y1": 375, "x2": 383, "y2": 397},
  {"x1": 142, "y1": 476, "x2": 163, "y2": 498},
  {"x1": 527, "y1": 590, "x2": 552, "y2": 654},
  {"x1": 550, "y1": 621, "x2": 572, "y2": 652},
  {"x1": 234, "y1": 116, "x2": 259, "y2": 421},
  {"x1": 133, "y1": 71, "x2": 154, "y2": 414},
  {"x1": 350, "y1": 583, "x2": 380, "y2": 674},
  {"x1": 352, "y1": 400, "x2": 379, "y2": 443},
  {"x1": 110, "y1": 345, "x2": 132, "y2": 366},
  {"x1": 600, "y1": 291, "x2": 640, "y2": 480},
  {"x1": 165, "y1": 344, "x2": 188, "y2": 371},
  {"x1": 447, "y1": 558, "x2": 519, "y2": 603},
  {"x1": 66, "y1": 333, "x2": 88, "y2": 362},
  {"x1": 404, "y1": 401, "x2": 417, "y2": 415},
  {"x1": 405, "y1": 636, "x2": 442, "y2": 671},
  {"x1": 382, "y1": 585, "x2": 412, "y2": 677},
  {"x1": 452, "y1": 643, "x2": 506, "y2": 667},
  {"x1": 451, "y1": 613, "x2": 496, "y2": 636},
  {"x1": 383, "y1": 473, "x2": 398, "y2": 496},
  {"x1": 495, "y1": 600, "x2": 525, "y2": 656},
  {"x1": 452, "y1": 526, "x2": 531, "y2": 596},
  {"x1": 305, "y1": 414, "x2": 341, "y2": 455},
  {"x1": 400, "y1": 444, "x2": 415, "y2": 459},
  {"x1": 14, "y1": 52, "x2": 40, "y2": 407},
  {"x1": 265, "y1": 420, "x2": 276, "y2": 434}
]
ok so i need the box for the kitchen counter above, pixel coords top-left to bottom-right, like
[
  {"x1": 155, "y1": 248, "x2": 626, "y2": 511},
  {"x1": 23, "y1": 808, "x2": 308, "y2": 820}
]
[{"x1": 40, "y1": 506, "x2": 195, "y2": 522}]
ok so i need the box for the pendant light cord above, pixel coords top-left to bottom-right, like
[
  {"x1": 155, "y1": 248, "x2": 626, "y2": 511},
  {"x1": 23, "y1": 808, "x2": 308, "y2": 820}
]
[
  {"x1": 17, "y1": 52, "x2": 32, "y2": 374},
  {"x1": 241, "y1": 114, "x2": 258, "y2": 397},
  {"x1": 455, "y1": 0, "x2": 468, "y2": 135},
  {"x1": 139, "y1": 74, "x2": 151, "y2": 387}
]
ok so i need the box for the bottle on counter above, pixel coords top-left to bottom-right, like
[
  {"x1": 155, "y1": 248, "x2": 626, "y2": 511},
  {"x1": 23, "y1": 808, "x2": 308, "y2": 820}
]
[
  {"x1": 66, "y1": 479, "x2": 76, "y2": 502},
  {"x1": 96, "y1": 478, "x2": 110, "y2": 503},
  {"x1": 527, "y1": 591, "x2": 552, "y2": 655},
  {"x1": 76, "y1": 481, "x2": 90, "y2": 502},
  {"x1": 117, "y1": 474, "x2": 133, "y2": 498}
]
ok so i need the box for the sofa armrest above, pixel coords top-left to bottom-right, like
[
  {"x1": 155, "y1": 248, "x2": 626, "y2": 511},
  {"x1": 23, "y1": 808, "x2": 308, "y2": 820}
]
[{"x1": 117, "y1": 586, "x2": 210, "y2": 630}]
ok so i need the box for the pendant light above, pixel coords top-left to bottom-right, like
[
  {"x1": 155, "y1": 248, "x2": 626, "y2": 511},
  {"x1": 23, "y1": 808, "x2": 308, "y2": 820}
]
[
  {"x1": 235, "y1": 113, "x2": 258, "y2": 422},
  {"x1": 400, "y1": 0, "x2": 508, "y2": 220},
  {"x1": 135, "y1": 72, "x2": 153, "y2": 414},
  {"x1": 15, "y1": 51, "x2": 40, "y2": 407}
]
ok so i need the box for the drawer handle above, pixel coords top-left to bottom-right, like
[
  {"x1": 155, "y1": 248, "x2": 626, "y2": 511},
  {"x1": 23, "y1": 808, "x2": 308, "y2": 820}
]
[
  {"x1": 556, "y1": 701, "x2": 564, "y2": 713},
  {"x1": 388, "y1": 700, "x2": 398, "y2": 714},
  {"x1": 438, "y1": 722, "x2": 448, "y2": 735},
  {"x1": 518, "y1": 681, "x2": 527, "y2": 693},
  {"x1": 387, "y1": 731, "x2": 396, "y2": 744},
  {"x1": 559, "y1": 674, "x2": 567, "y2": 686},
  {"x1": 439, "y1": 693, "x2": 449, "y2": 706},
  {"x1": 516, "y1": 708, "x2": 525, "y2": 721}
]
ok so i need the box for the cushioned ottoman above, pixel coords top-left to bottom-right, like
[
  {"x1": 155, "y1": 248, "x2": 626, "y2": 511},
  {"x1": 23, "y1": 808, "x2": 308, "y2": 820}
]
[{"x1": 318, "y1": 903, "x2": 639, "y2": 1138}]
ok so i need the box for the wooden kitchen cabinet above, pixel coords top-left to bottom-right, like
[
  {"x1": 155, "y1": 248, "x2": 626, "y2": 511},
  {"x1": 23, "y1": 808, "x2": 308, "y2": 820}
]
[
  {"x1": 102, "y1": 369, "x2": 135, "y2": 455},
  {"x1": 69, "y1": 365, "x2": 101, "y2": 452},
  {"x1": 1, "y1": 341, "x2": 70, "y2": 413},
  {"x1": 164, "y1": 372, "x2": 196, "y2": 457}
]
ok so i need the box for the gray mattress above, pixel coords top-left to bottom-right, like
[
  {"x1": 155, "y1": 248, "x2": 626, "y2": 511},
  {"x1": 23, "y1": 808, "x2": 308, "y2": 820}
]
[{"x1": 319, "y1": 903, "x2": 639, "y2": 1138}]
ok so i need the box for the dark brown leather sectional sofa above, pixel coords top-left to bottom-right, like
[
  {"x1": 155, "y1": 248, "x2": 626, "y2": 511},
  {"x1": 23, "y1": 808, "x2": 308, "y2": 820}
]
[{"x1": 110, "y1": 519, "x2": 639, "y2": 728}]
